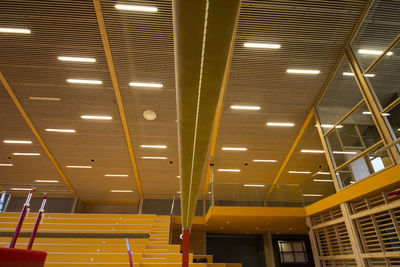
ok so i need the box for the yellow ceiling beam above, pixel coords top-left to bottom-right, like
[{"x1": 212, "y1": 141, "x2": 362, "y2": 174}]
[
  {"x1": 93, "y1": 0, "x2": 143, "y2": 198},
  {"x1": 263, "y1": 110, "x2": 314, "y2": 202},
  {"x1": 0, "y1": 71, "x2": 77, "y2": 197}
]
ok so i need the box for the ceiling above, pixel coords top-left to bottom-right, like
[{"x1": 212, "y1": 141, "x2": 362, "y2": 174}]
[{"x1": 0, "y1": 0, "x2": 369, "y2": 202}]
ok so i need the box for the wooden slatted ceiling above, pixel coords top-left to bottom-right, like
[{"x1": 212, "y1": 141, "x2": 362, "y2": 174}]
[{"x1": 214, "y1": 0, "x2": 367, "y2": 186}]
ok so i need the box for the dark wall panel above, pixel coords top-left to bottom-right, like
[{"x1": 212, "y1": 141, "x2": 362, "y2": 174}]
[
  {"x1": 271, "y1": 235, "x2": 315, "y2": 267},
  {"x1": 6, "y1": 197, "x2": 74, "y2": 213}
]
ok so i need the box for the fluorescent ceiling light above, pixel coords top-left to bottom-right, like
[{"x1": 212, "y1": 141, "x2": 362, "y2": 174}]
[
  {"x1": 231, "y1": 105, "x2": 261, "y2": 110},
  {"x1": 58, "y1": 56, "x2": 96, "y2": 63},
  {"x1": 13, "y1": 153, "x2": 40, "y2": 156},
  {"x1": 115, "y1": 4, "x2": 157, "y2": 12},
  {"x1": 140, "y1": 145, "x2": 167, "y2": 149},
  {"x1": 381, "y1": 113, "x2": 390, "y2": 116},
  {"x1": 177, "y1": 176, "x2": 180, "y2": 178},
  {"x1": 45, "y1": 129, "x2": 76, "y2": 133},
  {"x1": 244, "y1": 184, "x2": 265, "y2": 187},
  {"x1": 11, "y1": 188, "x2": 33, "y2": 191},
  {"x1": 313, "y1": 179, "x2": 333, "y2": 182},
  {"x1": 28, "y1": 97, "x2": 61, "y2": 101},
  {"x1": 218, "y1": 169, "x2": 241, "y2": 172},
  {"x1": 303, "y1": 194, "x2": 323, "y2": 197},
  {"x1": 177, "y1": 191, "x2": 181, "y2": 194},
  {"x1": 111, "y1": 190, "x2": 133, "y2": 193},
  {"x1": 266, "y1": 122, "x2": 295, "y2": 127},
  {"x1": 105, "y1": 174, "x2": 128, "y2": 177},
  {"x1": 0, "y1": 28, "x2": 30, "y2": 34},
  {"x1": 244, "y1": 43, "x2": 280, "y2": 49},
  {"x1": 288, "y1": 171, "x2": 311, "y2": 174},
  {"x1": 81, "y1": 115, "x2": 112, "y2": 120},
  {"x1": 316, "y1": 171, "x2": 330, "y2": 175},
  {"x1": 142, "y1": 156, "x2": 167, "y2": 159},
  {"x1": 67, "y1": 79, "x2": 102, "y2": 84},
  {"x1": 35, "y1": 180, "x2": 59, "y2": 183},
  {"x1": 0, "y1": 163, "x2": 13, "y2": 166},
  {"x1": 358, "y1": 49, "x2": 393, "y2": 56},
  {"x1": 222, "y1": 147, "x2": 247, "y2": 151},
  {"x1": 363, "y1": 111, "x2": 390, "y2": 116},
  {"x1": 320, "y1": 124, "x2": 343, "y2": 129},
  {"x1": 253, "y1": 159, "x2": 277, "y2": 163},
  {"x1": 287, "y1": 69, "x2": 320, "y2": 75},
  {"x1": 66, "y1": 165, "x2": 92, "y2": 168},
  {"x1": 343, "y1": 72, "x2": 375, "y2": 78},
  {"x1": 301, "y1": 149, "x2": 324, "y2": 153},
  {"x1": 129, "y1": 82, "x2": 163, "y2": 88},
  {"x1": 333, "y1": 151, "x2": 357, "y2": 155},
  {"x1": 3, "y1": 140, "x2": 32, "y2": 144}
]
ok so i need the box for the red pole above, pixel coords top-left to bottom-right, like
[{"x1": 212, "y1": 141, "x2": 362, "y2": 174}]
[
  {"x1": 27, "y1": 193, "x2": 47, "y2": 249},
  {"x1": 9, "y1": 188, "x2": 36, "y2": 248},
  {"x1": 182, "y1": 228, "x2": 190, "y2": 267}
]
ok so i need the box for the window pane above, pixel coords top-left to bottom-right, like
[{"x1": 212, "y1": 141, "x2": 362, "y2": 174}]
[
  {"x1": 351, "y1": 0, "x2": 400, "y2": 71},
  {"x1": 294, "y1": 252, "x2": 307, "y2": 263},
  {"x1": 316, "y1": 57, "x2": 363, "y2": 133},
  {"x1": 282, "y1": 253, "x2": 295, "y2": 263},
  {"x1": 336, "y1": 145, "x2": 393, "y2": 188},
  {"x1": 383, "y1": 102, "x2": 400, "y2": 139},
  {"x1": 364, "y1": 42, "x2": 400, "y2": 109},
  {"x1": 279, "y1": 241, "x2": 292, "y2": 252},
  {"x1": 292, "y1": 242, "x2": 304, "y2": 251}
]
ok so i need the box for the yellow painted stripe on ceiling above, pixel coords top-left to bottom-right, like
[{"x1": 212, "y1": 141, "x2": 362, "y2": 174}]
[
  {"x1": 93, "y1": 0, "x2": 143, "y2": 198},
  {"x1": 263, "y1": 110, "x2": 314, "y2": 201},
  {"x1": 0, "y1": 71, "x2": 77, "y2": 197}
]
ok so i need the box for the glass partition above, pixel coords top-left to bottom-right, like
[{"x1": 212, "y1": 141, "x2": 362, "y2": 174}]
[
  {"x1": 351, "y1": 0, "x2": 400, "y2": 71},
  {"x1": 316, "y1": 57, "x2": 364, "y2": 133}
]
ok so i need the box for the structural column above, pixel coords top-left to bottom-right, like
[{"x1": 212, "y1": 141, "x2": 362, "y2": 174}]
[
  {"x1": 262, "y1": 231, "x2": 276, "y2": 267},
  {"x1": 340, "y1": 203, "x2": 366, "y2": 266},
  {"x1": 306, "y1": 217, "x2": 322, "y2": 267}
]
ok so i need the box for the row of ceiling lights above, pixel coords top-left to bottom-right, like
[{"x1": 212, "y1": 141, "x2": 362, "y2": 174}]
[{"x1": 0, "y1": 5, "x2": 169, "y2": 194}]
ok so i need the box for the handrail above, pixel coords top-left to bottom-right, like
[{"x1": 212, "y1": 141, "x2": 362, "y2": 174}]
[
  {"x1": 373, "y1": 137, "x2": 400, "y2": 156},
  {"x1": 0, "y1": 232, "x2": 149, "y2": 239}
]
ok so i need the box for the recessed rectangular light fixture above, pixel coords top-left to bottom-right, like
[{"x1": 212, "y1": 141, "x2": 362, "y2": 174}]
[
  {"x1": 66, "y1": 165, "x2": 92, "y2": 168},
  {"x1": 301, "y1": 149, "x2": 325, "y2": 153},
  {"x1": 316, "y1": 171, "x2": 330, "y2": 175},
  {"x1": 218, "y1": 169, "x2": 241, "y2": 172},
  {"x1": 115, "y1": 4, "x2": 157, "y2": 12},
  {"x1": 35, "y1": 180, "x2": 59, "y2": 183},
  {"x1": 129, "y1": 82, "x2": 163, "y2": 88},
  {"x1": 140, "y1": 145, "x2": 167, "y2": 149},
  {"x1": 45, "y1": 129, "x2": 76, "y2": 133},
  {"x1": 177, "y1": 176, "x2": 181, "y2": 178},
  {"x1": 253, "y1": 159, "x2": 277, "y2": 163},
  {"x1": 363, "y1": 111, "x2": 390, "y2": 116},
  {"x1": 358, "y1": 49, "x2": 393, "y2": 56},
  {"x1": 13, "y1": 153, "x2": 40, "y2": 156},
  {"x1": 58, "y1": 56, "x2": 96, "y2": 63},
  {"x1": 222, "y1": 147, "x2": 248, "y2": 151},
  {"x1": 333, "y1": 151, "x2": 357, "y2": 155},
  {"x1": 0, "y1": 28, "x2": 31, "y2": 34},
  {"x1": 0, "y1": 163, "x2": 13, "y2": 167},
  {"x1": 266, "y1": 122, "x2": 295, "y2": 127},
  {"x1": 111, "y1": 190, "x2": 133, "y2": 193},
  {"x1": 105, "y1": 174, "x2": 129, "y2": 177},
  {"x1": 177, "y1": 191, "x2": 181, "y2": 194},
  {"x1": 244, "y1": 184, "x2": 265, "y2": 187},
  {"x1": 67, "y1": 79, "x2": 102, "y2": 85},
  {"x1": 313, "y1": 179, "x2": 333, "y2": 182},
  {"x1": 3, "y1": 140, "x2": 32, "y2": 144},
  {"x1": 11, "y1": 188, "x2": 33, "y2": 191},
  {"x1": 230, "y1": 105, "x2": 261, "y2": 110},
  {"x1": 287, "y1": 69, "x2": 320, "y2": 75},
  {"x1": 288, "y1": 171, "x2": 311, "y2": 174},
  {"x1": 319, "y1": 124, "x2": 343, "y2": 129},
  {"x1": 142, "y1": 156, "x2": 167, "y2": 159},
  {"x1": 303, "y1": 194, "x2": 323, "y2": 197},
  {"x1": 244, "y1": 43, "x2": 280, "y2": 49},
  {"x1": 28, "y1": 96, "x2": 61, "y2": 101},
  {"x1": 343, "y1": 72, "x2": 375, "y2": 78},
  {"x1": 81, "y1": 115, "x2": 112, "y2": 120}
]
